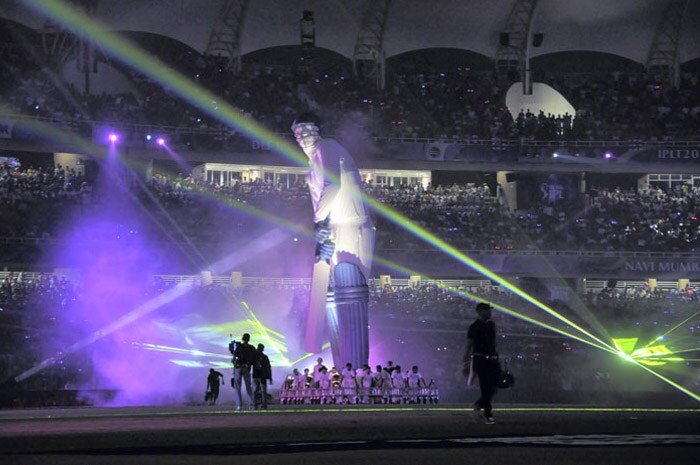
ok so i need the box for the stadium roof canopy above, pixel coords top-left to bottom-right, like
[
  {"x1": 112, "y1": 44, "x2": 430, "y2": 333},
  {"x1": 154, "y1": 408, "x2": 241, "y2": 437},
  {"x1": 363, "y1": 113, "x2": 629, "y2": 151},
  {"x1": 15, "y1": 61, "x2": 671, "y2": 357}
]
[{"x1": 2, "y1": 0, "x2": 700, "y2": 64}]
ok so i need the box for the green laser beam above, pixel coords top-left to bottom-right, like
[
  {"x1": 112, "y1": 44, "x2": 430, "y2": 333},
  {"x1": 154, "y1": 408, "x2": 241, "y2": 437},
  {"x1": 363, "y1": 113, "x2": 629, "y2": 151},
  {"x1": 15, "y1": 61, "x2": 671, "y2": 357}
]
[
  {"x1": 644, "y1": 309, "x2": 700, "y2": 348},
  {"x1": 288, "y1": 352, "x2": 318, "y2": 367},
  {"x1": 624, "y1": 357, "x2": 700, "y2": 402},
  {"x1": 17, "y1": 0, "x2": 698, "y2": 402},
  {"x1": 0, "y1": 114, "x2": 213, "y2": 268},
  {"x1": 365, "y1": 201, "x2": 617, "y2": 353},
  {"x1": 175, "y1": 185, "x2": 312, "y2": 238},
  {"x1": 247, "y1": 308, "x2": 287, "y2": 354},
  {"x1": 18, "y1": 1, "x2": 613, "y2": 354},
  {"x1": 11, "y1": 112, "x2": 694, "y2": 399},
  {"x1": 662, "y1": 348, "x2": 700, "y2": 356},
  {"x1": 20, "y1": 0, "x2": 307, "y2": 168},
  {"x1": 4, "y1": 96, "x2": 620, "y2": 379},
  {"x1": 632, "y1": 347, "x2": 700, "y2": 359},
  {"x1": 15, "y1": 1, "x2": 596, "y2": 354},
  {"x1": 372, "y1": 255, "x2": 699, "y2": 402},
  {"x1": 370, "y1": 256, "x2": 615, "y2": 354},
  {"x1": 0, "y1": 113, "x2": 316, "y2": 252}
]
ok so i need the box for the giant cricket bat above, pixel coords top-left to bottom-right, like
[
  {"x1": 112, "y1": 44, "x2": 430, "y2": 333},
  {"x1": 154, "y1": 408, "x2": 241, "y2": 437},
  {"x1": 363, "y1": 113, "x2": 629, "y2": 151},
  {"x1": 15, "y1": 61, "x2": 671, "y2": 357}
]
[{"x1": 304, "y1": 243, "x2": 330, "y2": 353}]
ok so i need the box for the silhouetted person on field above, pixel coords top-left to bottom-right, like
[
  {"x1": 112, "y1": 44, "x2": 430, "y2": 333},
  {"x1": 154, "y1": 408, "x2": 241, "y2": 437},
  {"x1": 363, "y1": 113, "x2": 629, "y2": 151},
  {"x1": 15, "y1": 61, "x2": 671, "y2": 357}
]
[
  {"x1": 253, "y1": 343, "x2": 272, "y2": 409},
  {"x1": 206, "y1": 368, "x2": 224, "y2": 405},
  {"x1": 232, "y1": 333, "x2": 257, "y2": 410},
  {"x1": 465, "y1": 302, "x2": 499, "y2": 424}
]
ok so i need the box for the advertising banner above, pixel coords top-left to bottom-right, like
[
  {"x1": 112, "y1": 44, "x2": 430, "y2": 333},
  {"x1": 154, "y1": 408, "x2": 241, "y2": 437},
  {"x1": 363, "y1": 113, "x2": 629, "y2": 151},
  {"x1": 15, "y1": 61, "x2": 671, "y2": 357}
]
[{"x1": 376, "y1": 250, "x2": 700, "y2": 279}]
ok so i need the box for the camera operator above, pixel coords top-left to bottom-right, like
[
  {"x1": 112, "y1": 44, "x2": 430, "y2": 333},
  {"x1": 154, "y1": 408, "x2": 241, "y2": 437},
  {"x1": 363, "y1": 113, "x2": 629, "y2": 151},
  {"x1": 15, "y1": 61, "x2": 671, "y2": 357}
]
[{"x1": 230, "y1": 333, "x2": 257, "y2": 411}]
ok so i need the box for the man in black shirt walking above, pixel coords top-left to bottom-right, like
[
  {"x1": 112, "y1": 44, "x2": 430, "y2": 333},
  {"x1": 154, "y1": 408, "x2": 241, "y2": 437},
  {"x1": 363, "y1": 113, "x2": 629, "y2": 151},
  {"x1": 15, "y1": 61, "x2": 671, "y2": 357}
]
[{"x1": 465, "y1": 302, "x2": 499, "y2": 424}]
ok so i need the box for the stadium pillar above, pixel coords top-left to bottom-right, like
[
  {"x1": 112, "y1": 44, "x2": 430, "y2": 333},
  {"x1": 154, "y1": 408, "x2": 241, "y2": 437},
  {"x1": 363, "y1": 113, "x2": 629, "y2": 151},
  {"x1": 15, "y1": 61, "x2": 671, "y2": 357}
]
[
  {"x1": 497, "y1": 171, "x2": 518, "y2": 210},
  {"x1": 231, "y1": 271, "x2": 243, "y2": 288},
  {"x1": 54, "y1": 152, "x2": 86, "y2": 176},
  {"x1": 677, "y1": 278, "x2": 688, "y2": 291},
  {"x1": 578, "y1": 173, "x2": 586, "y2": 194},
  {"x1": 53, "y1": 268, "x2": 76, "y2": 281},
  {"x1": 379, "y1": 275, "x2": 392, "y2": 290},
  {"x1": 519, "y1": 277, "x2": 577, "y2": 302}
]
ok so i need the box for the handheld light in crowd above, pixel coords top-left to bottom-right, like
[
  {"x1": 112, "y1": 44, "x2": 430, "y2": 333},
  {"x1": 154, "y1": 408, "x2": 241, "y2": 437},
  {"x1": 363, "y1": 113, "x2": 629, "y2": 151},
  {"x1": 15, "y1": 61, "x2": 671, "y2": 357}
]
[{"x1": 108, "y1": 133, "x2": 119, "y2": 143}]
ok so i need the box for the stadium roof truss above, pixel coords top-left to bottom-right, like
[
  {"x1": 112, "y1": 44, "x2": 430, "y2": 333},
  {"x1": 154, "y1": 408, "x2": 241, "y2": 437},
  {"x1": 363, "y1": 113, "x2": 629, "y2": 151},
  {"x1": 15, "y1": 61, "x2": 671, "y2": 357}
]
[
  {"x1": 352, "y1": 0, "x2": 391, "y2": 89},
  {"x1": 205, "y1": 0, "x2": 250, "y2": 72},
  {"x1": 646, "y1": 0, "x2": 689, "y2": 87},
  {"x1": 496, "y1": 0, "x2": 538, "y2": 75}
]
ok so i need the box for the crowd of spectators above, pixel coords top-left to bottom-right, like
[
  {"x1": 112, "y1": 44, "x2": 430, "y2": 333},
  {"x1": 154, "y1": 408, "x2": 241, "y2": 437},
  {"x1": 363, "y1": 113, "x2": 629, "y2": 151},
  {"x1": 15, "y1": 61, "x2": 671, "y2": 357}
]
[
  {"x1": 3, "y1": 23, "x2": 699, "y2": 409},
  {"x1": 0, "y1": 161, "x2": 91, "y2": 239},
  {"x1": 2, "y1": 39, "x2": 700, "y2": 143},
  {"x1": 371, "y1": 278, "x2": 700, "y2": 334},
  {"x1": 2, "y1": 271, "x2": 696, "y2": 406},
  {"x1": 582, "y1": 184, "x2": 700, "y2": 252},
  {"x1": 139, "y1": 174, "x2": 700, "y2": 253},
  {"x1": 1, "y1": 163, "x2": 699, "y2": 404},
  {"x1": 584, "y1": 282, "x2": 700, "y2": 329},
  {"x1": 149, "y1": 175, "x2": 700, "y2": 254},
  {"x1": 370, "y1": 181, "x2": 700, "y2": 252},
  {"x1": 548, "y1": 73, "x2": 700, "y2": 142},
  {"x1": 4, "y1": 161, "x2": 700, "y2": 255},
  {"x1": 368, "y1": 182, "x2": 525, "y2": 251},
  {"x1": 0, "y1": 273, "x2": 85, "y2": 396}
]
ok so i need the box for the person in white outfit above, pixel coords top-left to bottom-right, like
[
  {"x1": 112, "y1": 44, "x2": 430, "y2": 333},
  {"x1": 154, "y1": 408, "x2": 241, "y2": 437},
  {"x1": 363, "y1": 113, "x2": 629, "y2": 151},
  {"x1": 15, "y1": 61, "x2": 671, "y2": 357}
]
[
  {"x1": 313, "y1": 357, "x2": 326, "y2": 380},
  {"x1": 317, "y1": 366, "x2": 332, "y2": 404},
  {"x1": 373, "y1": 364, "x2": 390, "y2": 403},
  {"x1": 390, "y1": 365, "x2": 406, "y2": 404},
  {"x1": 312, "y1": 358, "x2": 327, "y2": 403},
  {"x1": 293, "y1": 368, "x2": 306, "y2": 404},
  {"x1": 405, "y1": 365, "x2": 427, "y2": 403},
  {"x1": 358, "y1": 365, "x2": 373, "y2": 404},
  {"x1": 341, "y1": 362, "x2": 357, "y2": 404}
]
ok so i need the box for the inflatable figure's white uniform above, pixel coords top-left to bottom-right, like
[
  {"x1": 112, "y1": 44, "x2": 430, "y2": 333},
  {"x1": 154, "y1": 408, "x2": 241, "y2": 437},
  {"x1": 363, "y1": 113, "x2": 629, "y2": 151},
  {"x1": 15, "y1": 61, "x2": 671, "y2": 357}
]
[{"x1": 293, "y1": 119, "x2": 375, "y2": 369}]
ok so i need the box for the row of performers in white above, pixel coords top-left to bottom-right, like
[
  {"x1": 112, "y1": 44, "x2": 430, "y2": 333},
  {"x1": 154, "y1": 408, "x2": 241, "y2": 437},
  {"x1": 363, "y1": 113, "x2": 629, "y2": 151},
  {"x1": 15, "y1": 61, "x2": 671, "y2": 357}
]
[{"x1": 279, "y1": 361, "x2": 438, "y2": 404}]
